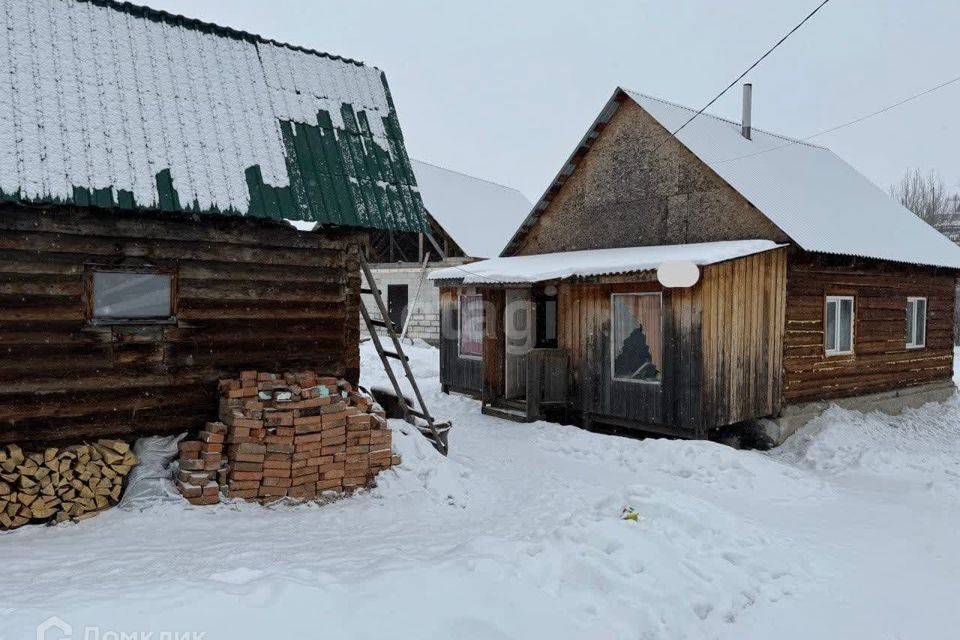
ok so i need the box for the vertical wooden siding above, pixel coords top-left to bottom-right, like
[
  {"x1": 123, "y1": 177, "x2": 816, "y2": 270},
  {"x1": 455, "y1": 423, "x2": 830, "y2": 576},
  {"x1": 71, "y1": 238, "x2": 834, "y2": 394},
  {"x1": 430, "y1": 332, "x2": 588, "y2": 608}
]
[
  {"x1": 557, "y1": 280, "x2": 703, "y2": 435},
  {"x1": 438, "y1": 287, "x2": 483, "y2": 396},
  {"x1": 783, "y1": 253, "x2": 955, "y2": 403},
  {"x1": 700, "y1": 248, "x2": 786, "y2": 426},
  {"x1": 0, "y1": 206, "x2": 365, "y2": 445}
]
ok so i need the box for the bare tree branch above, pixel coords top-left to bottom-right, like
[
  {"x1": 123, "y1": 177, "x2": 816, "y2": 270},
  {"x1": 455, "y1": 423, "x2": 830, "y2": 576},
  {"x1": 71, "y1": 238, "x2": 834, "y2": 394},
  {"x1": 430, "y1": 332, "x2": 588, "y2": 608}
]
[{"x1": 890, "y1": 169, "x2": 951, "y2": 224}]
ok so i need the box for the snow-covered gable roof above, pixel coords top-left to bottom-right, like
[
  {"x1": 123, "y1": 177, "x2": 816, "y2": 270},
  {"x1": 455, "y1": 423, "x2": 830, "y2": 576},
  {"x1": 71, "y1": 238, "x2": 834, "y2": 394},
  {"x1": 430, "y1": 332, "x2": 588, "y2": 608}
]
[
  {"x1": 429, "y1": 239, "x2": 782, "y2": 284},
  {"x1": 411, "y1": 160, "x2": 532, "y2": 258},
  {"x1": 625, "y1": 91, "x2": 960, "y2": 269},
  {"x1": 503, "y1": 88, "x2": 960, "y2": 269},
  {"x1": 0, "y1": 0, "x2": 427, "y2": 232}
]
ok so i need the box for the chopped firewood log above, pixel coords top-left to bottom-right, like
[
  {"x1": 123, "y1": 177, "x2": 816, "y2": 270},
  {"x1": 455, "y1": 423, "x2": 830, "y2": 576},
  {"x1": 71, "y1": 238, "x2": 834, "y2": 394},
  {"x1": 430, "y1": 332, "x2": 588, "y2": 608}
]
[
  {"x1": 97, "y1": 439, "x2": 130, "y2": 455},
  {"x1": 6, "y1": 445, "x2": 23, "y2": 463},
  {"x1": 94, "y1": 445, "x2": 124, "y2": 466},
  {"x1": 0, "y1": 441, "x2": 138, "y2": 530}
]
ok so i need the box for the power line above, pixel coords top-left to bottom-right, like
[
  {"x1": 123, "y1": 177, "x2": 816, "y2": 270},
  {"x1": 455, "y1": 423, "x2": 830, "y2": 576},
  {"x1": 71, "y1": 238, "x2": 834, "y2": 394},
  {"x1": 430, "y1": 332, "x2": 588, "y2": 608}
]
[
  {"x1": 708, "y1": 73, "x2": 960, "y2": 165},
  {"x1": 650, "y1": 0, "x2": 832, "y2": 155}
]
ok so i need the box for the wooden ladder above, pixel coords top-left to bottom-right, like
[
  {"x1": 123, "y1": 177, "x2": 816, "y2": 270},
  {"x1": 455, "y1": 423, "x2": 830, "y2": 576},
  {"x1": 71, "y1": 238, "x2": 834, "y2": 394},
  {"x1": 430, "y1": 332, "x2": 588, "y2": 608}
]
[{"x1": 358, "y1": 252, "x2": 450, "y2": 455}]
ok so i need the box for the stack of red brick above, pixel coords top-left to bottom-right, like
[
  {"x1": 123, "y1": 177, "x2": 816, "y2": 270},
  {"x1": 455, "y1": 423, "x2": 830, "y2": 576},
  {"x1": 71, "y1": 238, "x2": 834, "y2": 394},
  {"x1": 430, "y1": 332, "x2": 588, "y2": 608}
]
[
  {"x1": 176, "y1": 424, "x2": 228, "y2": 505},
  {"x1": 176, "y1": 371, "x2": 398, "y2": 504}
]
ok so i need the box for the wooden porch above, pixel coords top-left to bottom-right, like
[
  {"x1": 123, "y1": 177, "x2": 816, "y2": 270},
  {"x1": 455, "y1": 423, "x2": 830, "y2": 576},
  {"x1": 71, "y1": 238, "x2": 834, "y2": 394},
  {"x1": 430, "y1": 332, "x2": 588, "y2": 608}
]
[{"x1": 482, "y1": 348, "x2": 569, "y2": 423}]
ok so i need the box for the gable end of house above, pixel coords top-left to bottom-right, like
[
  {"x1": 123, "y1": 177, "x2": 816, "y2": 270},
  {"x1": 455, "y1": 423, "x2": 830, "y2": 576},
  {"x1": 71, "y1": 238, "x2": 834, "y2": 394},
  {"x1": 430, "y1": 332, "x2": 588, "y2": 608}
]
[{"x1": 504, "y1": 90, "x2": 791, "y2": 257}]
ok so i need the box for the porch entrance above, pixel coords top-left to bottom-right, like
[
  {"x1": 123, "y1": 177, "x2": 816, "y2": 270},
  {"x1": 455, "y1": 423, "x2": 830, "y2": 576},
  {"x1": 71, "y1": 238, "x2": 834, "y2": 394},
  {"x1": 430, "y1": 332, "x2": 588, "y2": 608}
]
[{"x1": 484, "y1": 286, "x2": 568, "y2": 422}]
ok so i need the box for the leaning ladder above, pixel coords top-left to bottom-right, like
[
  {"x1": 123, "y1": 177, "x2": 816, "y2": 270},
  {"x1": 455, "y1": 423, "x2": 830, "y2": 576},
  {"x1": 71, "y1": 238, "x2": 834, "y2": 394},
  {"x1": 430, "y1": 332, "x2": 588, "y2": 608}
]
[{"x1": 357, "y1": 252, "x2": 450, "y2": 455}]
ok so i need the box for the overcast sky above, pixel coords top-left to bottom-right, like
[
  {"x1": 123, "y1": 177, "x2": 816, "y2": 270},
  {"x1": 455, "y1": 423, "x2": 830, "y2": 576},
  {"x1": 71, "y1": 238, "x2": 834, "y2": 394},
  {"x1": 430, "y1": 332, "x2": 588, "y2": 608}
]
[{"x1": 148, "y1": 0, "x2": 959, "y2": 202}]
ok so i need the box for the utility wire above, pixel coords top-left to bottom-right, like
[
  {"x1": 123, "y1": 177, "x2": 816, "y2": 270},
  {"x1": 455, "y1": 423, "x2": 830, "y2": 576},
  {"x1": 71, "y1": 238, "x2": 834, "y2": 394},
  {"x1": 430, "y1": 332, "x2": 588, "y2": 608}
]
[
  {"x1": 649, "y1": 0, "x2": 832, "y2": 155},
  {"x1": 452, "y1": 0, "x2": 833, "y2": 285},
  {"x1": 707, "y1": 73, "x2": 960, "y2": 165}
]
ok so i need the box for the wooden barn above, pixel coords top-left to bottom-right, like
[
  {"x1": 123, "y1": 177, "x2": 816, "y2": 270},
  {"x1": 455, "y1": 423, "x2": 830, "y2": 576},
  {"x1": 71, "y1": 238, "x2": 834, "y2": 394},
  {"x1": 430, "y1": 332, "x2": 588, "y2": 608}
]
[
  {"x1": 431, "y1": 87, "x2": 960, "y2": 443},
  {"x1": 0, "y1": 0, "x2": 427, "y2": 446}
]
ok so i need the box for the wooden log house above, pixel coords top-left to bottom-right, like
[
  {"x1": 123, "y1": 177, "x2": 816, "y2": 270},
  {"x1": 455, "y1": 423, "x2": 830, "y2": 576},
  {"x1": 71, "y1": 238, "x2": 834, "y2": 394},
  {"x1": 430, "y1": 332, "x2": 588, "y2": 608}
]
[
  {"x1": 0, "y1": 0, "x2": 428, "y2": 446},
  {"x1": 432, "y1": 88, "x2": 960, "y2": 443}
]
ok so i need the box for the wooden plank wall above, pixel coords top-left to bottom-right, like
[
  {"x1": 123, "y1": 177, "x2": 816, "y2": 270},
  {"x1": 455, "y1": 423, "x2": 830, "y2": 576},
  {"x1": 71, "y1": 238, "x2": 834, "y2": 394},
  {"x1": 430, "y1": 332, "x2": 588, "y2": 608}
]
[
  {"x1": 556, "y1": 280, "x2": 702, "y2": 436},
  {"x1": 0, "y1": 205, "x2": 365, "y2": 445},
  {"x1": 700, "y1": 248, "x2": 786, "y2": 426},
  {"x1": 526, "y1": 348, "x2": 569, "y2": 420},
  {"x1": 783, "y1": 252, "x2": 955, "y2": 404},
  {"x1": 438, "y1": 287, "x2": 483, "y2": 396}
]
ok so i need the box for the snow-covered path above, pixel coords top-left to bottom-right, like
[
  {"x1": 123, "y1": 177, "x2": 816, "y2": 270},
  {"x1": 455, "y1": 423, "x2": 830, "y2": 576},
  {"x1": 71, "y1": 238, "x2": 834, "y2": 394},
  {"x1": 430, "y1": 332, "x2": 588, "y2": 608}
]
[{"x1": 3, "y1": 342, "x2": 960, "y2": 639}]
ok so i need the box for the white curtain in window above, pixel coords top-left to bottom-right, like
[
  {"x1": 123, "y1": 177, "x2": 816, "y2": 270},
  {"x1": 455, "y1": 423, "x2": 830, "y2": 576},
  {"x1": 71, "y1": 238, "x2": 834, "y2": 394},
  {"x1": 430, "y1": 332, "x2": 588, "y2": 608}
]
[{"x1": 459, "y1": 294, "x2": 484, "y2": 357}]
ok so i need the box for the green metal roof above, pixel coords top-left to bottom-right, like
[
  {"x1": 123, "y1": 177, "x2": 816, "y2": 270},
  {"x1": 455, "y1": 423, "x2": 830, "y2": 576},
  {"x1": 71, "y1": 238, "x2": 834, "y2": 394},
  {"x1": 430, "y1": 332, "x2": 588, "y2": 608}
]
[{"x1": 0, "y1": 0, "x2": 427, "y2": 233}]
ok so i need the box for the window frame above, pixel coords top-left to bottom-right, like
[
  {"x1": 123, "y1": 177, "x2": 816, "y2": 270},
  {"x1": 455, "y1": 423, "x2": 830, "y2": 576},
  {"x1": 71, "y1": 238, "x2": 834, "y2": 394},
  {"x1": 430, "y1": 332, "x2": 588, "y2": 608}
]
[
  {"x1": 906, "y1": 296, "x2": 927, "y2": 349},
  {"x1": 609, "y1": 291, "x2": 664, "y2": 385},
  {"x1": 84, "y1": 265, "x2": 178, "y2": 326},
  {"x1": 824, "y1": 295, "x2": 855, "y2": 356},
  {"x1": 534, "y1": 290, "x2": 559, "y2": 349},
  {"x1": 457, "y1": 293, "x2": 484, "y2": 360}
]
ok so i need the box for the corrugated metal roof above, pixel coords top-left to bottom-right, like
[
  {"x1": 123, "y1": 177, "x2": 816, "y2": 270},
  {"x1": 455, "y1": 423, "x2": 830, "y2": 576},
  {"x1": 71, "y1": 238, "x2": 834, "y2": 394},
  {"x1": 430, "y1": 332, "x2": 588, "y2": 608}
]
[
  {"x1": 0, "y1": 0, "x2": 427, "y2": 232},
  {"x1": 626, "y1": 91, "x2": 960, "y2": 270},
  {"x1": 430, "y1": 239, "x2": 783, "y2": 284},
  {"x1": 410, "y1": 160, "x2": 532, "y2": 258},
  {"x1": 503, "y1": 88, "x2": 960, "y2": 270}
]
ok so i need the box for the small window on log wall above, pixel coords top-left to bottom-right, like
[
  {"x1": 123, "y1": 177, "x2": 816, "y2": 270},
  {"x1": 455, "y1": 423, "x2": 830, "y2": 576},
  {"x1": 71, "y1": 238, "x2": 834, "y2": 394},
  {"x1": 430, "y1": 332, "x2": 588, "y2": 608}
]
[
  {"x1": 89, "y1": 270, "x2": 175, "y2": 323},
  {"x1": 906, "y1": 297, "x2": 927, "y2": 349},
  {"x1": 825, "y1": 295, "x2": 854, "y2": 355}
]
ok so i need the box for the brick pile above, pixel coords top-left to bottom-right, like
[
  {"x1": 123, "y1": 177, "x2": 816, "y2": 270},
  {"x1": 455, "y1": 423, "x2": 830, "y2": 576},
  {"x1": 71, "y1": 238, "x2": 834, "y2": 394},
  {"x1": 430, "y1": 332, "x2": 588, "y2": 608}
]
[
  {"x1": 176, "y1": 371, "x2": 398, "y2": 505},
  {"x1": 176, "y1": 424, "x2": 228, "y2": 506}
]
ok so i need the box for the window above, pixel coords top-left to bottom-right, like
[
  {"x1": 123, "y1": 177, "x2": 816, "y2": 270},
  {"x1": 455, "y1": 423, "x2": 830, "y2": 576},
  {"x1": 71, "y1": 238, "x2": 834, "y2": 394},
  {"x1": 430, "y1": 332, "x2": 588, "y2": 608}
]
[
  {"x1": 825, "y1": 295, "x2": 854, "y2": 355},
  {"x1": 535, "y1": 291, "x2": 558, "y2": 349},
  {"x1": 459, "y1": 294, "x2": 483, "y2": 358},
  {"x1": 611, "y1": 293, "x2": 663, "y2": 383},
  {"x1": 906, "y1": 297, "x2": 927, "y2": 349},
  {"x1": 91, "y1": 271, "x2": 174, "y2": 322}
]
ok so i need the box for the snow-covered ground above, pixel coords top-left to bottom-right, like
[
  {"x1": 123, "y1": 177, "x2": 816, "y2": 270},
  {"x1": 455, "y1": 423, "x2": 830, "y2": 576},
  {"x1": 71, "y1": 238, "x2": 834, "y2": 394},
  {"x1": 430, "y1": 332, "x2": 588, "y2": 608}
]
[{"x1": 3, "y1": 343, "x2": 960, "y2": 640}]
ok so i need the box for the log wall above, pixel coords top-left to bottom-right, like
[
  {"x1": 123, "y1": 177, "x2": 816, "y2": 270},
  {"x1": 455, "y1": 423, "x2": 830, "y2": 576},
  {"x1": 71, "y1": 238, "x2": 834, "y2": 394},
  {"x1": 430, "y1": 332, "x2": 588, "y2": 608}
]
[
  {"x1": 0, "y1": 205, "x2": 365, "y2": 445},
  {"x1": 783, "y1": 253, "x2": 955, "y2": 404}
]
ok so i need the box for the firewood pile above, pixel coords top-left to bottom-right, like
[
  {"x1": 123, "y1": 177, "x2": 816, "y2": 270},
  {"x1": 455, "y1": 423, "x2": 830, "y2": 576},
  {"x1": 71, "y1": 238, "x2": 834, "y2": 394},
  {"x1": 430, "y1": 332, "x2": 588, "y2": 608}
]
[
  {"x1": 176, "y1": 370, "x2": 399, "y2": 505},
  {"x1": 0, "y1": 440, "x2": 138, "y2": 530}
]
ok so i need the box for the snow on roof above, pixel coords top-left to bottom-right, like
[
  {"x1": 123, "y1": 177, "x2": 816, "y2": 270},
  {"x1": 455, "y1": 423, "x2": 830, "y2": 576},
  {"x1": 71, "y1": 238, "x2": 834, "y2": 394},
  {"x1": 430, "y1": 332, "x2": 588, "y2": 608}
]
[
  {"x1": 411, "y1": 160, "x2": 532, "y2": 258},
  {"x1": 623, "y1": 90, "x2": 960, "y2": 269},
  {"x1": 429, "y1": 239, "x2": 782, "y2": 284},
  {"x1": 0, "y1": 0, "x2": 426, "y2": 232}
]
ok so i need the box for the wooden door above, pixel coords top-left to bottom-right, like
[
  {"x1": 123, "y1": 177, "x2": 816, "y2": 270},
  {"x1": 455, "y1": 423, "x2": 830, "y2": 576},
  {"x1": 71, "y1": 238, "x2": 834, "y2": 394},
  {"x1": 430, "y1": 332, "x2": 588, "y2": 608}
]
[
  {"x1": 387, "y1": 284, "x2": 408, "y2": 331},
  {"x1": 504, "y1": 289, "x2": 534, "y2": 399}
]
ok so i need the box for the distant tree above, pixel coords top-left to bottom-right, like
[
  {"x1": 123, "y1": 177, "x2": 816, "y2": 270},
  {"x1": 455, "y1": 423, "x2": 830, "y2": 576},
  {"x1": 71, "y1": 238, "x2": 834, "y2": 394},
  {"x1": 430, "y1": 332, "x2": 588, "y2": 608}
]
[{"x1": 890, "y1": 169, "x2": 952, "y2": 224}]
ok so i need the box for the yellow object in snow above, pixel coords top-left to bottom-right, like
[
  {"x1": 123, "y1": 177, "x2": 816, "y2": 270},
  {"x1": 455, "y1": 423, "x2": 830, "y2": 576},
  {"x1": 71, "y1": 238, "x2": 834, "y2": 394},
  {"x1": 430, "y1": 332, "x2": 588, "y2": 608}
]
[{"x1": 620, "y1": 506, "x2": 639, "y2": 521}]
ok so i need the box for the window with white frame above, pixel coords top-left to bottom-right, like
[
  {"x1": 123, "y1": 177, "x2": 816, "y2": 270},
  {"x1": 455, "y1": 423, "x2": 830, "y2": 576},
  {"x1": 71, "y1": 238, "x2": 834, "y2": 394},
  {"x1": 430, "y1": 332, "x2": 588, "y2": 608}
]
[
  {"x1": 611, "y1": 293, "x2": 663, "y2": 383},
  {"x1": 825, "y1": 295, "x2": 854, "y2": 355},
  {"x1": 906, "y1": 297, "x2": 927, "y2": 348},
  {"x1": 458, "y1": 294, "x2": 484, "y2": 358}
]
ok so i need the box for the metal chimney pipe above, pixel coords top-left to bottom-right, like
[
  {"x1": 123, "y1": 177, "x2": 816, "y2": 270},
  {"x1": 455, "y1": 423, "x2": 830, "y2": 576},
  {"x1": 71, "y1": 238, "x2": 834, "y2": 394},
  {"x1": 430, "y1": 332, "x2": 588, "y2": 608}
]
[{"x1": 741, "y1": 83, "x2": 752, "y2": 140}]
